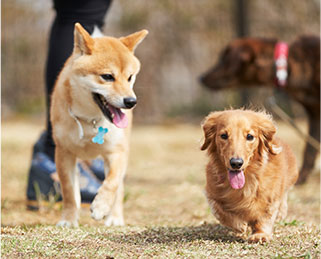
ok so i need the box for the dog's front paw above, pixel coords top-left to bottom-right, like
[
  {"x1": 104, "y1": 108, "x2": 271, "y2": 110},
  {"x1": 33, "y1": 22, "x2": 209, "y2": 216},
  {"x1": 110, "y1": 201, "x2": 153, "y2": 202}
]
[
  {"x1": 90, "y1": 196, "x2": 112, "y2": 221},
  {"x1": 248, "y1": 232, "x2": 271, "y2": 243},
  {"x1": 104, "y1": 215, "x2": 124, "y2": 227},
  {"x1": 56, "y1": 219, "x2": 79, "y2": 228}
]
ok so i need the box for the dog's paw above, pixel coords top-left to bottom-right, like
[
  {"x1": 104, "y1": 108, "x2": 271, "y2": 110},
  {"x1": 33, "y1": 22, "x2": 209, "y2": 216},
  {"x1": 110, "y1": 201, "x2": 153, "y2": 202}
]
[
  {"x1": 56, "y1": 220, "x2": 79, "y2": 228},
  {"x1": 90, "y1": 198, "x2": 112, "y2": 221},
  {"x1": 91, "y1": 208, "x2": 107, "y2": 221},
  {"x1": 104, "y1": 215, "x2": 125, "y2": 227},
  {"x1": 235, "y1": 232, "x2": 247, "y2": 240},
  {"x1": 248, "y1": 233, "x2": 271, "y2": 243},
  {"x1": 276, "y1": 211, "x2": 287, "y2": 222}
]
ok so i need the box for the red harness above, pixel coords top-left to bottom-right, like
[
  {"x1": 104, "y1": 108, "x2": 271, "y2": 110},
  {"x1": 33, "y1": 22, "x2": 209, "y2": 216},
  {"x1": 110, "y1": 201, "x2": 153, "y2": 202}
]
[{"x1": 274, "y1": 42, "x2": 289, "y2": 87}]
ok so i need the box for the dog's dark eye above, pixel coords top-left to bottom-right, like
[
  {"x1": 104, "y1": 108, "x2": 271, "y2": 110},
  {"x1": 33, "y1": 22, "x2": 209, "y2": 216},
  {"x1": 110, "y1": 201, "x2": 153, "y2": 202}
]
[
  {"x1": 221, "y1": 133, "x2": 228, "y2": 140},
  {"x1": 128, "y1": 75, "x2": 132, "y2": 82},
  {"x1": 246, "y1": 134, "x2": 254, "y2": 141},
  {"x1": 101, "y1": 74, "x2": 115, "y2": 82}
]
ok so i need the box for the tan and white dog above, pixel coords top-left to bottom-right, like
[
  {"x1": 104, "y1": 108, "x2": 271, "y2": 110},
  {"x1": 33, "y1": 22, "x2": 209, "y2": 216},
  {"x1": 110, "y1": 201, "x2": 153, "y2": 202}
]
[{"x1": 50, "y1": 23, "x2": 148, "y2": 227}]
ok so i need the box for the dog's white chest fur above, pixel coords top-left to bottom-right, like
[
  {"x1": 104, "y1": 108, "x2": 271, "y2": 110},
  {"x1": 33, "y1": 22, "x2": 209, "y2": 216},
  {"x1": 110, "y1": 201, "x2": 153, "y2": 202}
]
[{"x1": 54, "y1": 112, "x2": 125, "y2": 159}]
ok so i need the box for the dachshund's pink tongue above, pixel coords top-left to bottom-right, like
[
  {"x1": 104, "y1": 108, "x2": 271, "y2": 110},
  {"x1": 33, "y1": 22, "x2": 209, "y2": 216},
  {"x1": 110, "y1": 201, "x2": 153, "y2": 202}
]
[
  {"x1": 228, "y1": 170, "x2": 245, "y2": 189},
  {"x1": 108, "y1": 105, "x2": 128, "y2": 128}
]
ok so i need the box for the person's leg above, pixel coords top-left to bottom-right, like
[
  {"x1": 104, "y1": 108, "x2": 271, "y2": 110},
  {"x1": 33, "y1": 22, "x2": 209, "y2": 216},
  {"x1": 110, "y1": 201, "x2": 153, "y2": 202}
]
[{"x1": 27, "y1": 0, "x2": 112, "y2": 209}]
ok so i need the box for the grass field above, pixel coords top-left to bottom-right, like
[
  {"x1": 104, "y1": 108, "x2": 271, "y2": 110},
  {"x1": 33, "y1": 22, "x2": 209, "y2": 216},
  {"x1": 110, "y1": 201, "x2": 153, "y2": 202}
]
[{"x1": 1, "y1": 117, "x2": 320, "y2": 258}]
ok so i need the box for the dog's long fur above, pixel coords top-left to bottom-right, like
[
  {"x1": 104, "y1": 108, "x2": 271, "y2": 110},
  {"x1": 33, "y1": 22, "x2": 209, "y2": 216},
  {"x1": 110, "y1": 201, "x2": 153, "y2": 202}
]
[
  {"x1": 201, "y1": 109, "x2": 298, "y2": 242},
  {"x1": 200, "y1": 35, "x2": 320, "y2": 184},
  {"x1": 50, "y1": 23, "x2": 148, "y2": 227}
]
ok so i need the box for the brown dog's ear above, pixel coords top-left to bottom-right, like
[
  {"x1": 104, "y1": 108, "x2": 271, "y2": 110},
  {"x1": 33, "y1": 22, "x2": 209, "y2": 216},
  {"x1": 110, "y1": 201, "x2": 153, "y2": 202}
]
[
  {"x1": 258, "y1": 113, "x2": 282, "y2": 155},
  {"x1": 239, "y1": 47, "x2": 252, "y2": 62},
  {"x1": 255, "y1": 38, "x2": 278, "y2": 68},
  {"x1": 233, "y1": 42, "x2": 254, "y2": 63},
  {"x1": 255, "y1": 57, "x2": 274, "y2": 68},
  {"x1": 120, "y1": 30, "x2": 148, "y2": 52},
  {"x1": 201, "y1": 121, "x2": 215, "y2": 151},
  {"x1": 200, "y1": 111, "x2": 223, "y2": 151},
  {"x1": 226, "y1": 45, "x2": 253, "y2": 75},
  {"x1": 74, "y1": 23, "x2": 94, "y2": 55}
]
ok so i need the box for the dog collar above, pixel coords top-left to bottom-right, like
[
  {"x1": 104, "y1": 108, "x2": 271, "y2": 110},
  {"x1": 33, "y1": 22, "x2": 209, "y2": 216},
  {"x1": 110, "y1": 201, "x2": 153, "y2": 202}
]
[
  {"x1": 68, "y1": 108, "x2": 102, "y2": 140},
  {"x1": 274, "y1": 42, "x2": 289, "y2": 87}
]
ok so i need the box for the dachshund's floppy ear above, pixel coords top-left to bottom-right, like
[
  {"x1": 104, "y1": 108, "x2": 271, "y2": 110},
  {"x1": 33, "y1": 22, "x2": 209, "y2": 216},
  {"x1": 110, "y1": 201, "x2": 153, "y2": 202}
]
[
  {"x1": 201, "y1": 111, "x2": 223, "y2": 151},
  {"x1": 257, "y1": 113, "x2": 282, "y2": 155}
]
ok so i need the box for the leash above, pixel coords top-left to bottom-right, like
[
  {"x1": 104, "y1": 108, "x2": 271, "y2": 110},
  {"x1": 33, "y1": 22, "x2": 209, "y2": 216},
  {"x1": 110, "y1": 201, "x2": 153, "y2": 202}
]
[{"x1": 265, "y1": 96, "x2": 320, "y2": 151}]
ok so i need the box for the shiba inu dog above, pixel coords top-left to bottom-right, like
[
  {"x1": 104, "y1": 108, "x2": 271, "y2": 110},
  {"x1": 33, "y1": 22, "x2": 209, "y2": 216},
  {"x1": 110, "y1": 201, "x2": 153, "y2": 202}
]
[{"x1": 50, "y1": 23, "x2": 148, "y2": 227}]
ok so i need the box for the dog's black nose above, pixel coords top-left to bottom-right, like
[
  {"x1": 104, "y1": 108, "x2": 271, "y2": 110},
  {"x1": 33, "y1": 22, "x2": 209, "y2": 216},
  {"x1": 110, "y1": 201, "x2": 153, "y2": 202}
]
[
  {"x1": 230, "y1": 158, "x2": 244, "y2": 169},
  {"x1": 123, "y1": 97, "x2": 137, "y2": 108}
]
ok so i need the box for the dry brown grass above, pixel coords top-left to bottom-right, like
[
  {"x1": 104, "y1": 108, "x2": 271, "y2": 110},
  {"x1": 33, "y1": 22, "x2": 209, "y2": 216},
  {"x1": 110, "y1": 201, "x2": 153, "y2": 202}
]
[{"x1": 1, "y1": 117, "x2": 320, "y2": 258}]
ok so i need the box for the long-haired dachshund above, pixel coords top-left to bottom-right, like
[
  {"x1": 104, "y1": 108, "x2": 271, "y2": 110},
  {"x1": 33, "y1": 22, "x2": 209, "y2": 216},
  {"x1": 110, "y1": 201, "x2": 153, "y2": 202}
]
[{"x1": 201, "y1": 109, "x2": 298, "y2": 243}]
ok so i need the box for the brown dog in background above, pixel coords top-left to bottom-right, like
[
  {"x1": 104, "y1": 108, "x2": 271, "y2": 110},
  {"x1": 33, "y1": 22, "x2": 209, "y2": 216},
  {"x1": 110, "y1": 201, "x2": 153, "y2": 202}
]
[
  {"x1": 201, "y1": 109, "x2": 298, "y2": 243},
  {"x1": 200, "y1": 35, "x2": 320, "y2": 184}
]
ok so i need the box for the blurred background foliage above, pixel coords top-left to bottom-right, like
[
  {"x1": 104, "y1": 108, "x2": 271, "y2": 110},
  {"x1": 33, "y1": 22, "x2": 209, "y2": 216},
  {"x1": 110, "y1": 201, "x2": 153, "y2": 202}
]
[{"x1": 2, "y1": 0, "x2": 320, "y2": 123}]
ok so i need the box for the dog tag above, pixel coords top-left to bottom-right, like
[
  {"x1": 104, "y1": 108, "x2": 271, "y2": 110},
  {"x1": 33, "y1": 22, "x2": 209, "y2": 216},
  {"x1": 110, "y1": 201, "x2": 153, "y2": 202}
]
[{"x1": 92, "y1": 127, "x2": 108, "y2": 144}]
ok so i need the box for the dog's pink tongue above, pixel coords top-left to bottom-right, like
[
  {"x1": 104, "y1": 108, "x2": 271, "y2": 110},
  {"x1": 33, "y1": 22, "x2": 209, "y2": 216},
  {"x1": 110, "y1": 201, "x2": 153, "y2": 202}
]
[
  {"x1": 228, "y1": 170, "x2": 245, "y2": 189},
  {"x1": 108, "y1": 105, "x2": 128, "y2": 128}
]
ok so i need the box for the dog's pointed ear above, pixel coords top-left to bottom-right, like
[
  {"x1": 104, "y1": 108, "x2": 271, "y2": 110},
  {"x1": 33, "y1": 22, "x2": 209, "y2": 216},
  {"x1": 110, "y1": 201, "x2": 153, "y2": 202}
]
[
  {"x1": 120, "y1": 30, "x2": 148, "y2": 52},
  {"x1": 74, "y1": 23, "x2": 94, "y2": 55},
  {"x1": 258, "y1": 113, "x2": 282, "y2": 155},
  {"x1": 201, "y1": 111, "x2": 222, "y2": 151}
]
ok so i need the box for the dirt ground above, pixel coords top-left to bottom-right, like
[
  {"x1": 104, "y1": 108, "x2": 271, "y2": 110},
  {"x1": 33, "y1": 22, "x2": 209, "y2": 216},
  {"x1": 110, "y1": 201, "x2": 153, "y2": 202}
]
[{"x1": 1, "y1": 117, "x2": 320, "y2": 258}]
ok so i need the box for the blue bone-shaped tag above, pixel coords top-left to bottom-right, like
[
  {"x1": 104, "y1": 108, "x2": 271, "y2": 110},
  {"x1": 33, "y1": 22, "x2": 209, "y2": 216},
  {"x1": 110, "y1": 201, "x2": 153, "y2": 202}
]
[{"x1": 92, "y1": 127, "x2": 108, "y2": 144}]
